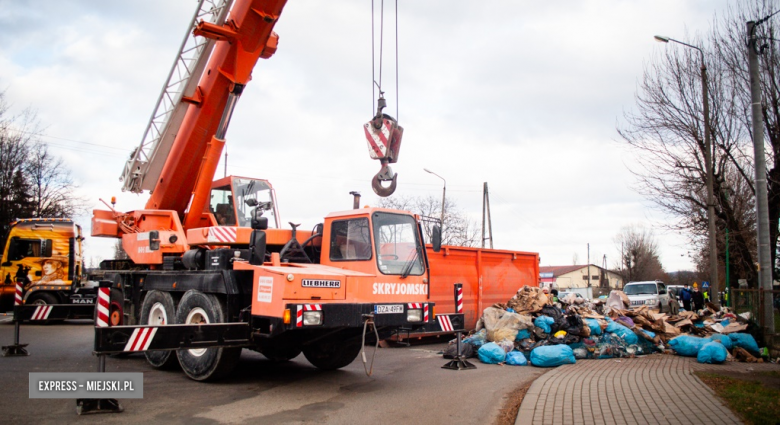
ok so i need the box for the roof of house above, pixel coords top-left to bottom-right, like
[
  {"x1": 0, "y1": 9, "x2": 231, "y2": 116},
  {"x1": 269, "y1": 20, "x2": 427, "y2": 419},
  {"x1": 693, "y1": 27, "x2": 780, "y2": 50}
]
[{"x1": 539, "y1": 265, "x2": 591, "y2": 277}]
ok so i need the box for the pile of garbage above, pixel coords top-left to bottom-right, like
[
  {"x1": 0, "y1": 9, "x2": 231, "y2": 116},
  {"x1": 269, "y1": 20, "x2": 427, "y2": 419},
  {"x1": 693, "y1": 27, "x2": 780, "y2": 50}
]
[{"x1": 444, "y1": 285, "x2": 769, "y2": 368}]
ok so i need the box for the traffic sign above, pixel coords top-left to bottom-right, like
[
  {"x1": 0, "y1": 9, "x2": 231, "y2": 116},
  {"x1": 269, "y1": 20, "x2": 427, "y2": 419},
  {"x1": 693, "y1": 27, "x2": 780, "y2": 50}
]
[{"x1": 702, "y1": 281, "x2": 710, "y2": 288}]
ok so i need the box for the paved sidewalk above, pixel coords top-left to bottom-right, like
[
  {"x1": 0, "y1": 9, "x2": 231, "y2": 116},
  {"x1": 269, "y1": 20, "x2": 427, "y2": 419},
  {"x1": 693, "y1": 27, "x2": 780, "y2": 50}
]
[{"x1": 515, "y1": 354, "x2": 779, "y2": 425}]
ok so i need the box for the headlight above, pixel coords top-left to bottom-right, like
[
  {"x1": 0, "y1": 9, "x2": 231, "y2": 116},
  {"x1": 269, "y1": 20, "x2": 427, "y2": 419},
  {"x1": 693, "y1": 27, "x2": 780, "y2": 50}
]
[
  {"x1": 644, "y1": 299, "x2": 657, "y2": 305},
  {"x1": 407, "y1": 309, "x2": 423, "y2": 322},
  {"x1": 303, "y1": 311, "x2": 323, "y2": 326}
]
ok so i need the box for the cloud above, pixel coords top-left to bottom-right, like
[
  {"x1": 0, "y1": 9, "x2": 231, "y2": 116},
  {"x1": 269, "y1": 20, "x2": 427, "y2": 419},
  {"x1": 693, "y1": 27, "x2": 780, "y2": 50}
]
[{"x1": 1, "y1": 0, "x2": 730, "y2": 272}]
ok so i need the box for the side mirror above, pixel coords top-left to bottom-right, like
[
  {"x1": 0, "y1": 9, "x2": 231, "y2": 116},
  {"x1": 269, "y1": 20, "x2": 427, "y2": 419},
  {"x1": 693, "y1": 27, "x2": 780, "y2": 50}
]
[
  {"x1": 149, "y1": 230, "x2": 160, "y2": 251},
  {"x1": 432, "y1": 225, "x2": 442, "y2": 252},
  {"x1": 251, "y1": 208, "x2": 268, "y2": 230},
  {"x1": 42, "y1": 239, "x2": 53, "y2": 257}
]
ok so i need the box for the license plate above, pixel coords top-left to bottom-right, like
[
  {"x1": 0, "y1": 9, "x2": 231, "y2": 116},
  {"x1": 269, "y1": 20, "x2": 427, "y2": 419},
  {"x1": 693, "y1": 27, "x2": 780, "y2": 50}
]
[{"x1": 375, "y1": 304, "x2": 403, "y2": 314}]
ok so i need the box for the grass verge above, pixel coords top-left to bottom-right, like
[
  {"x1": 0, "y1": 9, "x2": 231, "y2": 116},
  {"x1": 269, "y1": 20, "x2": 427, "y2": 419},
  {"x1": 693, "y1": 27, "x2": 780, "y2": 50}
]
[{"x1": 695, "y1": 371, "x2": 780, "y2": 425}]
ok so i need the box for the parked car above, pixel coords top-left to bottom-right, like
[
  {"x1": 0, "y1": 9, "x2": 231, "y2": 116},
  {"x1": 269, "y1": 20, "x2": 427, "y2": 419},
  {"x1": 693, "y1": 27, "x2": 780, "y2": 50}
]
[
  {"x1": 623, "y1": 281, "x2": 673, "y2": 313},
  {"x1": 557, "y1": 292, "x2": 586, "y2": 303},
  {"x1": 666, "y1": 285, "x2": 685, "y2": 308}
]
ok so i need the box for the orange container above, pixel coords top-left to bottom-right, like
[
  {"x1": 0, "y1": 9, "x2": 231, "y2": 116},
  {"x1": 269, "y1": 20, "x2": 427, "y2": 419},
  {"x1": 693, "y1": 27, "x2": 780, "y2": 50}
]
[{"x1": 426, "y1": 245, "x2": 539, "y2": 331}]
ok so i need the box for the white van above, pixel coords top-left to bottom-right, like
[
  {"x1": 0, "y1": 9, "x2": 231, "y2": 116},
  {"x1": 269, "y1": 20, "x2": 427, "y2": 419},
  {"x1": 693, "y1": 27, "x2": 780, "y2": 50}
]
[{"x1": 623, "y1": 281, "x2": 672, "y2": 313}]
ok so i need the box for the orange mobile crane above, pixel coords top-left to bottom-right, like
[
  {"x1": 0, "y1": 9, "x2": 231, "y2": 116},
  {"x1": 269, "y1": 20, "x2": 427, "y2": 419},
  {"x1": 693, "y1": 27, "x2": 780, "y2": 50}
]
[{"x1": 90, "y1": 0, "x2": 434, "y2": 381}]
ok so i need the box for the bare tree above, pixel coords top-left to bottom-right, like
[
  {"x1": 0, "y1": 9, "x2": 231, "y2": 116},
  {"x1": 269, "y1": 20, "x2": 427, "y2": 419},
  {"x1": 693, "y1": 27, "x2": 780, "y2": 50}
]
[
  {"x1": 0, "y1": 92, "x2": 87, "y2": 245},
  {"x1": 26, "y1": 143, "x2": 88, "y2": 218},
  {"x1": 376, "y1": 194, "x2": 480, "y2": 247},
  {"x1": 613, "y1": 225, "x2": 667, "y2": 282},
  {"x1": 113, "y1": 239, "x2": 129, "y2": 260},
  {"x1": 617, "y1": 0, "x2": 780, "y2": 287}
]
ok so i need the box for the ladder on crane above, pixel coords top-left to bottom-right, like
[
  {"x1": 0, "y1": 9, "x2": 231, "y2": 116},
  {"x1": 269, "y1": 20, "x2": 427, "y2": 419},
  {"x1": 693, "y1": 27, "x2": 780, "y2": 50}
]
[{"x1": 120, "y1": 0, "x2": 234, "y2": 194}]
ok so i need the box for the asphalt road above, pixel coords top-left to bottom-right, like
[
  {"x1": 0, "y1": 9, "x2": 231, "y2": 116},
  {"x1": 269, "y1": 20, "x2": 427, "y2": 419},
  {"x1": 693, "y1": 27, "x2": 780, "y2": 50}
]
[{"x1": 0, "y1": 321, "x2": 543, "y2": 424}]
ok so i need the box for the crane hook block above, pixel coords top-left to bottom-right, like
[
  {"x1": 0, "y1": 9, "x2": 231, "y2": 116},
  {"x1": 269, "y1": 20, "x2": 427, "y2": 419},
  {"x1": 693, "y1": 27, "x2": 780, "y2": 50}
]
[{"x1": 364, "y1": 114, "x2": 403, "y2": 197}]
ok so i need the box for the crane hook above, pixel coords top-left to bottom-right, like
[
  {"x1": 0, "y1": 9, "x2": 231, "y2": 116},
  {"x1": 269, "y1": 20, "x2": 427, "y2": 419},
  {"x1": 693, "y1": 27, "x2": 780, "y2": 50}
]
[{"x1": 372, "y1": 161, "x2": 397, "y2": 197}]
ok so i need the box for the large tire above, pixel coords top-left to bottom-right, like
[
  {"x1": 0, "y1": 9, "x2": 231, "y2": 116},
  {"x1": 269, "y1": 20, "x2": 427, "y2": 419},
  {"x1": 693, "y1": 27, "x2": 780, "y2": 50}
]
[
  {"x1": 175, "y1": 290, "x2": 241, "y2": 381},
  {"x1": 261, "y1": 345, "x2": 302, "y2": 362},
  {"x1": 140, "y1": 290, "x2": 179, "y2": 369},
  {"x1": 303, "y1": 336, "x2": 362, "y2": 370},
  {"x1": 27, "y1": 292, "x2": 58, "y2": 305}
]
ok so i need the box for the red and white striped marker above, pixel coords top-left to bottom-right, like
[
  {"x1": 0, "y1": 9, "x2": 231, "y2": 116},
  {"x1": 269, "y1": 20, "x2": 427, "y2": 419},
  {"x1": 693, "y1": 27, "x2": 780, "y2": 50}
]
[
  {"x1": 123, "y1": 327, "x2": 158, "y2": 352},
  {"x1": 208, "y1": 227, "x2": 237, "y2": 244},
  {"x1": 96, "y1": 287, "x2": 110, "y2": 328},
  {"x1": 438, "y1": 315, "x2": 454, "y2": 332},
  {"x1": 456, "y1": 285, "x2": 463, "y2": 314},
  {"x1": 424, "y1": 303, "x2": 429, "y2": 322},
  {"x1": 14, "y1": 283, "x2": 22, "y2": 306},
  {"x1": 31, "y1": 305, "x2": 53, "y2": 321},
  {"x1": 407, "y1": 303, "x2": 422, "y2": 309}
]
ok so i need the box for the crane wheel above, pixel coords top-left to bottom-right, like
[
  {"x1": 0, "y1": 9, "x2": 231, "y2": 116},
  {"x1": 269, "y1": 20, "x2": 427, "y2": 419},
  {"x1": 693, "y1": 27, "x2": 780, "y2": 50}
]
[
  {"x1": 261, "y1": 345, "x2": 302, "y2": 362},
  {"x1": 175, "y1": 290, "x2": 241, "y2": 381},
  {"x1": 303, "y1": 336, "x2": 362, "y2": 370},
  {"x1": 140, "y1": 290, "x2": 179, "y2": 369}
]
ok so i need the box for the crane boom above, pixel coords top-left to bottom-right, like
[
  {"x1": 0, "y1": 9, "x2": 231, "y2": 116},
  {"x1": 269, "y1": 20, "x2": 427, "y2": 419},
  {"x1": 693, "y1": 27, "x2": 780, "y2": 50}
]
[
  {"x1": 120, "y1": 0, "x2": 233, "y2": 194},
  {"x1": 142, "y1": 0, "x2": 285, "y2": 223}
]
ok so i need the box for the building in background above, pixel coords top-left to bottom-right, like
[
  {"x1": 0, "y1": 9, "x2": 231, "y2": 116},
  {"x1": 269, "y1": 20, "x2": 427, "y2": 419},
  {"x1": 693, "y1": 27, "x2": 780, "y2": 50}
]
[{"x1": 539, "y1": 265, "x2": 623, "y2": 298}]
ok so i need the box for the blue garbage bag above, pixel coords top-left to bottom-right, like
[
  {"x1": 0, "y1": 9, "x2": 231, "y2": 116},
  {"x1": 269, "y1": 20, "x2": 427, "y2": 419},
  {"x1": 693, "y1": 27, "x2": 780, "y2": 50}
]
[
  {"x1": 534, "y1": 315, "x2": 555, "y2": 334},
  {"x1": 506, "y1": 351, "x2": 528, "y2": 366},
  {"x1": 515, "y1": 329, "x2": 532, "y2": 341},
  {"x1": 605, "y1": 321, "x2": 638, "y2": 345},
  {"x1": 529, "y1": 345, "x2": 576, "y2": 367},
  {"x1": 697, "y1": 342, "x2": 728, "y2": 364},
  {"x1": 668, "y1": 335, "x2": 708, "y2": 357},
  {"x1": 729, "y1": 333, "x2": 760, "y2": 355},
  {"x1": 708, "y1": 334, "x2": 733, "y2": 350},
  {"x1": 583, "y1": 318, "x2": 602, "y2": 336},
  {"x1": 463, "y1": 329, "x2": 487, "y2": 347},
  {"x1": 640, "y1": 329, "x2": 656, "y2": 339},
  {"x1": 477, "y1": 342, "x2": 506, "y2": 364},
  {"x1": 604, "y1": 319, "x2": 622, "y2": 333}
]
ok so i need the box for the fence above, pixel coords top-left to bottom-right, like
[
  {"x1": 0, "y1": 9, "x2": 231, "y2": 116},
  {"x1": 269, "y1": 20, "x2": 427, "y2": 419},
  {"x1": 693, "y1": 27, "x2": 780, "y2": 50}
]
[{"x1": 731, "y1": 288, "x2": 780, "y2": 351}]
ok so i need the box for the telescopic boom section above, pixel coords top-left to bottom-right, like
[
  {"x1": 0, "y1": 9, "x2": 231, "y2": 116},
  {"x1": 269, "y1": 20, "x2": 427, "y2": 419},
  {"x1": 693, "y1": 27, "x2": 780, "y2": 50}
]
[{"x1": 145, "y1": 0, "x2": 287, "y2": 230}]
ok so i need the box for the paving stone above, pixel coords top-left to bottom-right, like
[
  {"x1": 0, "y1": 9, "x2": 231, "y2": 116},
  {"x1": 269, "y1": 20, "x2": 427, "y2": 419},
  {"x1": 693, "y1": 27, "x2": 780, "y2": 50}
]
[{"x1": 515, "y1": 354, "x2": 760, "y2": 425}]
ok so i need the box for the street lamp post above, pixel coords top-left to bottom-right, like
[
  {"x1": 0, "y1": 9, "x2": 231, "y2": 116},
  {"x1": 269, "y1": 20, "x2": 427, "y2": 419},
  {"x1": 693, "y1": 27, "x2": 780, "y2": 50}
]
[
  {"x1": 424, "y1": 168, "x2": 446, "y2": 231},
  {"x1": 655, "y1": 35, "x2": 719, "y2": 305}
]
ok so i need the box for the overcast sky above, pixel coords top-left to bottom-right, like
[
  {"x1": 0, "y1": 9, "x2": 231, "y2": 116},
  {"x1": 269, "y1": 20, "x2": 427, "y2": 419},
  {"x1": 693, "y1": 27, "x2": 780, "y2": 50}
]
[{"x1": 0, "y1": 0, "x2": 734, "y2": 272}]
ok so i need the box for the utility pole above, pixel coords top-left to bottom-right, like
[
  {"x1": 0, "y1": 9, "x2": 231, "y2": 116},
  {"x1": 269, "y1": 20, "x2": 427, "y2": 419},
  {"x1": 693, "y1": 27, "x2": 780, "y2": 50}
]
[
  {"x1": 587, "y1": 243, "x2": 591, "y2": 288},
  {"x1": 747, "y1": 20, "x2": 775, "y2": 333},
  {"x1": 481, "y1": 182, "x2": 493, "y2": 249}
]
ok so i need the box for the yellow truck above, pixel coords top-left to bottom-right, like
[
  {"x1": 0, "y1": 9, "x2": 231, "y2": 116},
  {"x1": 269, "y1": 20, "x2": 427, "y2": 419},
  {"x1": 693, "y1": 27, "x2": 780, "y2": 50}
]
[{"x1": 0, "y1": 218, "x2": 99, "y2": 319}]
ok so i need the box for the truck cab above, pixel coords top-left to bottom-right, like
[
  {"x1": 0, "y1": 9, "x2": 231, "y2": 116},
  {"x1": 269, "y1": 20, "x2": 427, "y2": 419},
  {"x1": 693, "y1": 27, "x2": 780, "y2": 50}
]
[{"x1": 0, "y1": 218, "x2": 88, "y2": 311}]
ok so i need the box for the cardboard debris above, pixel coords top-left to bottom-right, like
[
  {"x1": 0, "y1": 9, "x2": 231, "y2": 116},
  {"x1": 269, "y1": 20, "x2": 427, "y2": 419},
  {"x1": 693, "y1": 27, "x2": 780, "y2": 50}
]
[
  {"x1": 733, "y1": 346, "x2": 764, "y2": 363},
  {"x1": 720, "y1": 322, "x2": 748, "y2": 334},
  {"x1": 662, "y1": 322, "x2": 681, "y2": 336},
  {"x1": 507, "y1": 286, "x2": 550, "y2": 314},
  {"x1": 674, "y1": 319, "x2": 693, "y2": 328},
  {"x1": 678, "y1": 311, "x2": 699, "y2": 321}
]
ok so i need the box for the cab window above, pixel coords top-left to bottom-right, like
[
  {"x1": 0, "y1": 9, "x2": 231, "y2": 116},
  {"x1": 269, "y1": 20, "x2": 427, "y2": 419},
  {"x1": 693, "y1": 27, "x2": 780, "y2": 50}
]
[
  {"x1": 329, "y1": 218, "x2": 372, "y2": 261},
  {"x1": 372, "y1": 212, "x2": 424, "y2": 276},
  {"x1": 7, "y1": 237, "x2": 53, "y2": 261}
]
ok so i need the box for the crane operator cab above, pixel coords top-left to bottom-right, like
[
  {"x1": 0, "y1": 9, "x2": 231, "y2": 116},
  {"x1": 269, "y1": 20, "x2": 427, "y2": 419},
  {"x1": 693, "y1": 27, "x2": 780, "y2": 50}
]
[{"x1": 209, "y1": 176, "x2": 280, "y2": 228}]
